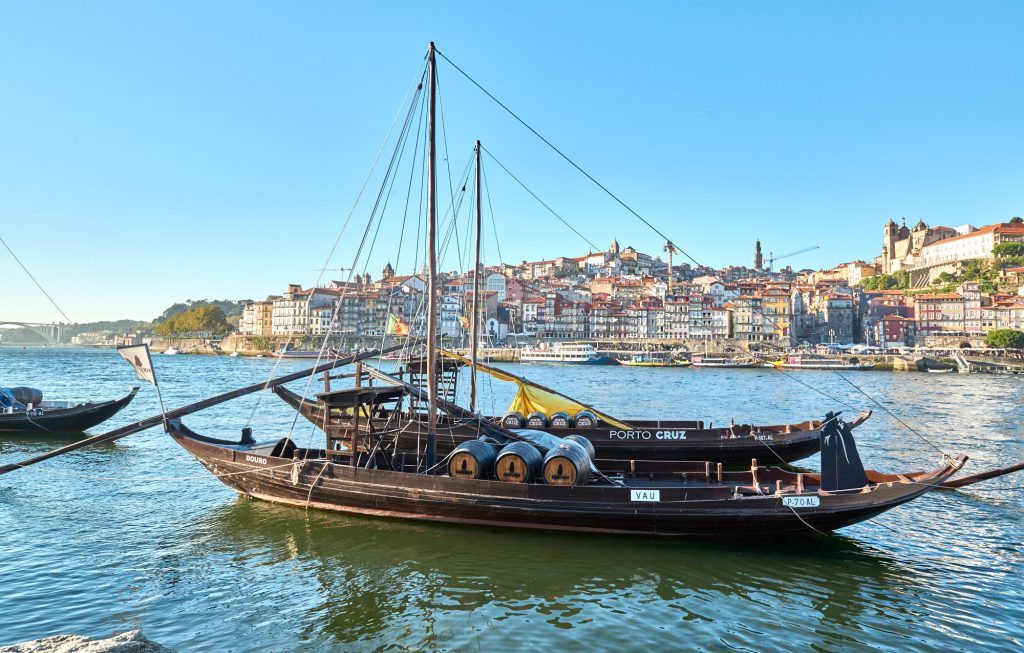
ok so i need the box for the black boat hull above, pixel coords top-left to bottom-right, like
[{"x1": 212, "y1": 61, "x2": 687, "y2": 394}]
[
  {"x1": 0, "y1": 388, "x2": 139, "y2": 434},
  {"x1": 168, "y1": 421, "x2": 964, "y2": 537},
  {"x1": 274, "y1": 385, "x2": 837, "y2": 465}
]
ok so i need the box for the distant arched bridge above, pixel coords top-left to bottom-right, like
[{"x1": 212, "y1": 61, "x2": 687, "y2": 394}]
[{"x1": 0, "y1": 321, "x2": 66, "y2": 343}]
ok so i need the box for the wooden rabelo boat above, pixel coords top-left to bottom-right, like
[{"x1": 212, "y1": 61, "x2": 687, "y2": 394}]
[
  {"x1": 164, "y1": 44, "x2": 970, "y2": 537},
  {"x1": 0, "y1": 386, "x2": 139, "y2": 434},
  {"x1": 271, "y1": 361, "x2": 872, "y2": 465},
  {"x1": 167, "y1": 397, "x2": 966, "y2": 536}
]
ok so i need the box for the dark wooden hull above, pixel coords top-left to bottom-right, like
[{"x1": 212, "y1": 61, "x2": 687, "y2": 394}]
[
  {"x1": 274, "y1": 385, "x2": 830, "y2": 465},
  {"x1": 168, "y1": 421, "x2": 965, "y2": 537},
  {"x1": 0, "y1": 388, "x2": 139, "y2": 434}
]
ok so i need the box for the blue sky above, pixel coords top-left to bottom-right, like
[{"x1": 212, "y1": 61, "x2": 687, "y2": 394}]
[{"x1": 2, "y1": 1, "x2": 1021, "y2": 323}]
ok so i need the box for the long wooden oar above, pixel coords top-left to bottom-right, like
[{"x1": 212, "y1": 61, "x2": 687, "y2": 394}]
[
  {"x1": 941, "y1": 461, "x2": 1024, "y2": 489},
  {"x1": 0, "y1": 344, "x2": 408, "y2": 475}
]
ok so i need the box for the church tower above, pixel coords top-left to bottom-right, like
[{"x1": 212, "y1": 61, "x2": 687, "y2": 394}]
[
  {"x1": 609, "y1": 238, "x2": 620, "y2": 255},
  {"x1": 754, "y1": 240, "x2": 763, "y2": 269},
  {"x1": 883, "y1": 219, "x2": 899, "y2": 260},
  {"x1": 382, "y1": 262, "x2": 394, "y2": 279}
]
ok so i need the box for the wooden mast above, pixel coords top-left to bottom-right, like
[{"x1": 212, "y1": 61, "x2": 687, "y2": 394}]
[
  {"x1": 469, "y1": 140, "x2": 482, "y2": 412},
  {"x1": 425, "y1": 42, "x2": 439, "y2": 468}
]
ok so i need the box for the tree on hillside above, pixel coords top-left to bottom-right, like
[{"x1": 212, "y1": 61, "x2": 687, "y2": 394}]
[
  {"x1": 155, "y1": 305, "x2": 232, "y2": 337},
  {"x1": 156, "y1": 299, "x2": 252, "y2": 323},
  {"x1": 984, "y1": 329, "x2": 1024, "y2": 349},
  {"x1": 861, "y1": 270, "x2": 909, "y2": 291}
]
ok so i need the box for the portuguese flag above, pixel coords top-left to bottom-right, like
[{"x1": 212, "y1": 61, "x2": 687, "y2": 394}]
[{"x1": 386, "y1": 314, "x2": 410, "y2": 336}]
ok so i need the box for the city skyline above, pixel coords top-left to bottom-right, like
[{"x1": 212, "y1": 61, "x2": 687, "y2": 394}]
[{"x1": 3, "y1": 2, "x2": 1022, "y2": 323}]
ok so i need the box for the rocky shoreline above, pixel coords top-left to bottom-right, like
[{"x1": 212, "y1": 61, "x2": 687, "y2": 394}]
[{"x1": 0, "y1": 630, "x2": 174, "y2": 653}]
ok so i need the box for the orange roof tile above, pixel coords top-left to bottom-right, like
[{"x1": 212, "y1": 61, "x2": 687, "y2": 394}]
[{"x1": 922, "y1": 223, "x2": 1024, "y2": 248}]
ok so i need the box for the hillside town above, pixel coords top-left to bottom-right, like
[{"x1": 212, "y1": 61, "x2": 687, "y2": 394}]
[{"x1": 236, "y1": 218, "x2": 1024, "y2": 348}]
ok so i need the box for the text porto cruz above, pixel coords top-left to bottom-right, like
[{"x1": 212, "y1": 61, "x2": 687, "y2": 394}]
[{"x1": 609, "y1": 430, "x2": 687, "y2": 440}]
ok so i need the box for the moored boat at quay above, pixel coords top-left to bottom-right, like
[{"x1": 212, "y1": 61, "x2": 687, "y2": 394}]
[
  {"x1": 155, "y1": 43, "x2": 971, "y2": 539},
  {"x1": 0, "y1": 385, "x2": 139, "y2": 434},
  {"x1": 690, "y1": 355, "x2": 759, "y2": 368},
  {"x1": 618, "y1": 351, "x2": 689, "y2": 367},
  {"x1": 166, "y1": 407, "x2": 966, "y2": 537},
  {"x1": 519, "y1": 343, "x2": 614, "y2": 365},
  {"x1": 771, "y1": 355, "x2": 875, "y2": 371},
  {"x1": 273, "y1": 377, "x2": 872, "y2": 465}
]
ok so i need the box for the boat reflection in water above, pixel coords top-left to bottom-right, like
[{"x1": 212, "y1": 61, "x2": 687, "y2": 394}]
[{"x1": 194, "y1": 497, "x2": 935, "y2": 651}]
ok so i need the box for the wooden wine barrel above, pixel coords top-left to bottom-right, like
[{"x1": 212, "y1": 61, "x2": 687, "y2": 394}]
[
  {"x1": 494, "y1": 441, "x2": 543, "y2": 483},
  {"x1": 542, "y1": 440, "x2": 592, "y2": 486},
  {"x1": 448, "y1": 440, "x2": 497, "y2": 480},
  {"x1": 573, "y1": 410, "x2": 598, "y2": 428},
  {"x1": 548, "y1": 412, "x2": 572, "y2": 429},
  {"x1": 501, "y1": 412, "x2": 524, "y2": 429},
  {"x1": 525, "y1": 412, "x2": 549, "y2": 428},
  {"x1": 563, "y1": 433, "x2": 595, "y2": 459}
]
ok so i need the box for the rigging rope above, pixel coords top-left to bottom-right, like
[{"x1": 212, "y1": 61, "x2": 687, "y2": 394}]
[
  {"x1": 436, "y1": 48, "x2": 949, "y2": 457},
  {"x1": 481, "y1": 145, "x2": 600, "y2": 252},
  {"x1": 435, "y1": 49, "x2": 687, "y2": 262},
  {"x1": 480, "y1": 159, "x2": 505, "y2": 266},
  {"x1": 243, "y1": 62, "x2": 428, "y2": 430},
  {"x1": 0, "y1": 235, "x2": 74, "y2": 323},
  {"x1": 833, "y1": 372, "x2": 946, "y2": 455}
]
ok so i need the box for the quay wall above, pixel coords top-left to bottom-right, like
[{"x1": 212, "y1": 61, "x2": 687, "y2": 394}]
[{"x1": 146, "y1": 336, "x2": 1024, "y2": 371}]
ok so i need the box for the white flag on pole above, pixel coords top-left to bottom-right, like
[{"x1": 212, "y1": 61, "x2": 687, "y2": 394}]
[{"x1": 117, "y1": 344, "x2": 158, "y2": 386}]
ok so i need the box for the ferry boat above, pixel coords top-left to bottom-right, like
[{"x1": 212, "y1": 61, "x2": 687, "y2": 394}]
[
  {"x1": 773, "y1": 355, "x2": 875, "y2": 371},
  {"x1": 618, "y1": 351, "x2": 689, "y2": 367},
  {"x1": 690, "y1": 355, "x2": 758, "y2": 368},
  {"x1": 519, "y1": 343, "x2": 613, "y2": 365}
]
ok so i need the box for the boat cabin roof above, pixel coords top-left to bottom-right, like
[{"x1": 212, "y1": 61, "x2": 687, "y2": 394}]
[
  {"x1": 315, "y1": 386, "x2": 406, "y2": 408},
  {"x1": 402, "y1": 356, "x2": 465, "y2": 371}
]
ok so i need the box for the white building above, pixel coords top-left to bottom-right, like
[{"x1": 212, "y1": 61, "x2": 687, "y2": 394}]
[{"x1": 271, "y1": 285, "x2": 340, "y2": 336}]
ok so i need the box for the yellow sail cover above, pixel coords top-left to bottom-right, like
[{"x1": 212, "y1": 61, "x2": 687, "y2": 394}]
[{"x1": 439, "y1": 349, "x2": 632, "y2": 429}]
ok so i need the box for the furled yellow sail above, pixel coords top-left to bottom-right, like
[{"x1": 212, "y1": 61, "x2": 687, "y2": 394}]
[{"x1": 438, "y1": 349, "x2": 632, "y2": 429}]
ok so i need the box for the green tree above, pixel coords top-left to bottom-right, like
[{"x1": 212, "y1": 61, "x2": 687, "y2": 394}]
[
  {"x1": 993, "y1": 242, "x2": 1024, "y2": 258},
  {"x1": 155, "y1": 305, "x2": 231, "y2": 336},
  {"x1": 1010, "y1": 216, "x2": 1023, "y2": 224},
  {"x1": 984, "y1": 329, "x2": 1024, "y2": 349},
  {"x1": 861, "y1": 271, "x2": 908, "y2": 291}
]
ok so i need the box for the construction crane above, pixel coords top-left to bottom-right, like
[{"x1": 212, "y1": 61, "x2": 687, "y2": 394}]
[
  {"x1": 766, "y1": 245, "x2": 819, "y2": 272},
  {"x1": 664, "y1": 241, "x2": 677, "y2": 295}
]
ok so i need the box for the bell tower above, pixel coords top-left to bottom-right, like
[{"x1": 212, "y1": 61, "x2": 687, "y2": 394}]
[
  {"x1": 883, "y1": 219, "x2": 899, "y2": 258},
  {"x1": 754, "y1": 240, "x2": 763, "y2": 270}
]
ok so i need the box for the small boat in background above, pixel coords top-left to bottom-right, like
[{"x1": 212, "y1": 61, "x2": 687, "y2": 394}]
[
  {"x1": 618, "y1": 351, "x2": 689, "y2": 367},
  {"x1": 773, "y1": 355, "x2": 875, "y2": 371},
  {"x1": 520, "y1": 343, "x2": 614, "y2": 365},
  {"x1": 0, "y1": 386, "x2": 139, "y2": 434},
  {"x1": 229, "y1": 352, "x2": 240, "y2": 357},
  {"x1": 164, "y1": 346, "x2": 180, "y2": 355},
  {"x1": 690, "y1": 355, "x2": 758, "y2": 368}
]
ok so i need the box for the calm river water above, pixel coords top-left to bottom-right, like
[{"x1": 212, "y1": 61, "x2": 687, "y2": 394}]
[{"x1": 0, "y1": 347, "x2": 1022, "y2": 651}]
